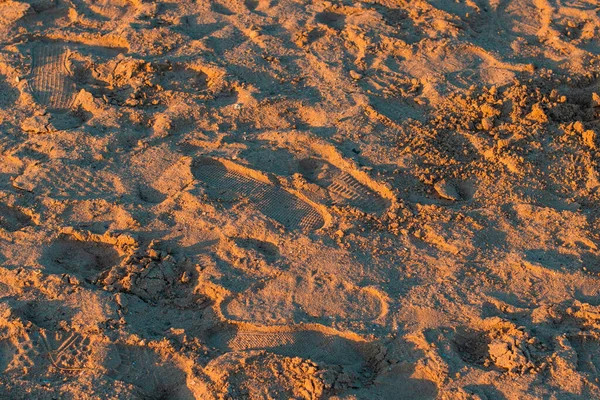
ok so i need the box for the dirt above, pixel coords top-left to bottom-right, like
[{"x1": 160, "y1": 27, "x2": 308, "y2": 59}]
[{"x1": 1, "y1": 0, "x2": 600, "y2": 399}]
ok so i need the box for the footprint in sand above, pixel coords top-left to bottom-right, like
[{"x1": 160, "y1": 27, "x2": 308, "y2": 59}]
[
  {"x1": 1, "y1": 330, "x2": 41, "y2": 373},
  {"x1": 39, "y1": 330, "x2": 95, "y2": 372},
  {"x1": 0, "y1": 204, "x2": 32, "y2": 232},
  {"x1": 208, "y1": 324, "x2": 382, "y2": 381},
  {"x1": 298, "y1": 157, "x2": 389, "y2": 214},
  {"x1": 221, "y1": 275, "x2": 386, "y2": 324},
  {"x1": 0, "y1": 339, "x2": 12, "y2": 372},
  {"x1": 23, "y1": 39, "x2": 127, "y2": 129},
  {"x1": 452, "y1": 329, "x2": 491, "y2": 367},
  {"x1": 29, "y1": 42, "x2": 77, "y2": 111},
  {"x1": 42, "y1": 237, "x2": 122, "y2": 281},
  {"x1": 244, "y1": 0, "x2": 271, "y2": 14},
  {"x1": 1, "y1": 327, "x2": 92, "y2": 375},
  {"x1": 192, "y1": 157, "x2": 325, "y2": 232},
  {"x1": 12, "y1": 162, "x2": 125, "y2": 199},
  {"x1": 315, "y1": 10, "x2": 347, "y2": 30},
  {"x1": 102, "y1": 343, "x2": 191, "y2": 398},
  {"x1": 232, "y1": 237, "x2": 280, "y2": 262},
  {"x1": 92, "y1": 0, "x2": 137, "y2": 20},
  {"x1": 568, "y1": 333, "x2": 600, "y2": 377}
]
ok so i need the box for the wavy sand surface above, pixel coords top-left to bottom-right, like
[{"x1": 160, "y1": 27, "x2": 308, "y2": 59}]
[{"x1": 1, "y1": 0, "x2": 600, "y2": 398}]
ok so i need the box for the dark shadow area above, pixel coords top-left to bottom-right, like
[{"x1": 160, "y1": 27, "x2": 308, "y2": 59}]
[
  {"x1": 0, "y1": 204, "x2": 32, "y2": 232},
  {"x1": 465, "y1": 384, "x2": 508, "y2": 400}
]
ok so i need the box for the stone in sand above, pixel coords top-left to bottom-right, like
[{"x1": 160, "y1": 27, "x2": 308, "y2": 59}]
[{"x1": 434, "y1": 180, "x2": 462, "y2": 201}]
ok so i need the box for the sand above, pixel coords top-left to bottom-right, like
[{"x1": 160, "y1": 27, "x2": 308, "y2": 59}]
[{"x1": 0, "y1": 0, "x2": 600, "y2": 398}]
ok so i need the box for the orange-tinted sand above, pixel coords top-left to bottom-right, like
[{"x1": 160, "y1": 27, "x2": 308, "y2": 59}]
[{"x1": 1, "y1": 0, "x2": 600, "y2": 398}]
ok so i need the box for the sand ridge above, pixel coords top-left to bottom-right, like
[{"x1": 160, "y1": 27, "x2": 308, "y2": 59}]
[{"x1": 1, "y1": 0, "x2": 600, "y2": 398}]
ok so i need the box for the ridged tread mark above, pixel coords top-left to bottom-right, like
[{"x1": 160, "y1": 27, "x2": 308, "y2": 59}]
[
  {"x1": 299, "y1": 158, "x2": 388, "y2": 214},
  {"x1": 40, "y1": 331, "x2": 92, "y2": 371},
  {"x1": 209, "y1": 327, "x2": 372, "y2": 367},
  {"x1": 30, "y1": 42, "x2": 76, "y2": 111},
  {"x1": 193, "y1": 158, "x2": 325, "y2": 231}
]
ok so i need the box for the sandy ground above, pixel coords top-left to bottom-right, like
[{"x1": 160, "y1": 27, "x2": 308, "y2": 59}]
[{"x1": 1, "y1": 0, "x2": 600, "y2": 398}]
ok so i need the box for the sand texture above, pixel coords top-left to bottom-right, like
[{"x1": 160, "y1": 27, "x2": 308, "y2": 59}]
[{"x1": 1, "y1": 0, "x2": 600, "y2": 399}]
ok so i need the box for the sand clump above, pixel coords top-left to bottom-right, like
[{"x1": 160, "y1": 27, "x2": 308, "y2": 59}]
[{"x1": 1, "y1": 0, "x2": 600, "y2": 399}]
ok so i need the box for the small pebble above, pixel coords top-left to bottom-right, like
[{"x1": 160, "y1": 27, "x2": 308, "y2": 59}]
[
  {"x1": 349, "y1": 70, "x2": 362, "y2": 80},
  {"x1": 481, "y1": 117, "x2": 494, "y2": 131},
  {"x1": 434, "y1": 180, "x2": 462, "y2": 201}
]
